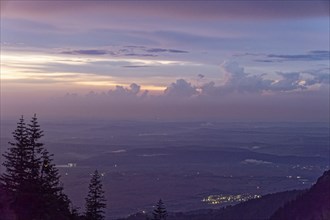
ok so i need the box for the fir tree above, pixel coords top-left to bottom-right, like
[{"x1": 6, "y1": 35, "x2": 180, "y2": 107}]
[
  {"x1": 1, "y1": 115, "x2": 74, "y2": 220},
  {"x1": 152, "y1": 199, "x2": 168, "y2": 220},
  {"x1": 25, "y1": 114, "x2": 46, "y2": 219},
  {"x1": 38, "y1": 149, "x2": 72, "y2": 219},
  {"x1": 1, "y1": 116, "x2": 29, "y2": 193},
  {"x1": 27, "y1": 113, "x2": 44, "y2": 180},
  {"x1": 0, "y1": 116, "x2": 34, "y2": 219},
  {"x1": 28, "y1": 115, "x2": 72, "y2": 219},
  {"x1": 85, "y1": 170, "x2": 106, "y2": 220}
]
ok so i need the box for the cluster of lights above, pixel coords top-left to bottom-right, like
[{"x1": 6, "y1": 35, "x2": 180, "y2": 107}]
[{"x1": 202, "y1": 194, "x2": 261, "y2": 205}]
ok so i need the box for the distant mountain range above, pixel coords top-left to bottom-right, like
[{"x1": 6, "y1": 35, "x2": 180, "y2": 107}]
[{"x1": 119, "y1": 169, "x2": 330, "y2": 220}]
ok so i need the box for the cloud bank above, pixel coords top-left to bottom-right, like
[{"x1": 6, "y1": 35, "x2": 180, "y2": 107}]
[{"x1": 2, "y1": 61, "x2": 326, "y2": 121}]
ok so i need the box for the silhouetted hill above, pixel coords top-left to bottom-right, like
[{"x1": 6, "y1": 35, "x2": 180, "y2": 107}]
[
  {"x1": 118, "y1": 190, "x2": 303, "y2": 220},
  {"x1": 270, "y1": 170, "x2": 330, "y2": 220},
  {"x1": 173, "y1": 190, "x2": 303, "y2": 220},
  {"x1": 120, "y1": 170, "x2": 330, "y2": 220}
]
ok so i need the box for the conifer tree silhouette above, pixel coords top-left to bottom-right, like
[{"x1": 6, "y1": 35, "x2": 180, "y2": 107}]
[
  {"x1": 152, "y1": 199, "x2": 168, "y2": 220},
  {"x1": 85, "y1": 170, "x2": 106, "y2": 220},
  {"x1": 1, "y1": 115, "x2": 75, "y2": 219}
]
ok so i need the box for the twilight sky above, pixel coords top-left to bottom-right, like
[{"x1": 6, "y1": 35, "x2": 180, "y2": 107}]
[{"x1": 0, "y1": 0, "x2": 329, "y2": 121}]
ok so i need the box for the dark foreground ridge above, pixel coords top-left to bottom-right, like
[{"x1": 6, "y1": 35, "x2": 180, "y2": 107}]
[
  {"x1": 119, "y1": 170, "x2": 330, "y2": 220},
  {"x1": 270, "y1": 169, "x2": 330, "y2": 220}
]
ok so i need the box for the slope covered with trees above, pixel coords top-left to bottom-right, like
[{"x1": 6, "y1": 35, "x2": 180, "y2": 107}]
[
  {"x1": 270, "y1": 170, "x2": 330, "y2": 220},
  {"x1": 120, "y1": 170, "x2": 329, "y2": 220},
  {"x1": 171, "y1": 190, "x2": 304, "y2": 220}
]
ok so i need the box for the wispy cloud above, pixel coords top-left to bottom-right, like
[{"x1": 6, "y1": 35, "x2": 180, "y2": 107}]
[
  {"x1": 145, "y1": 48, "x2": 188, "y2": 53},
  {"x1": 267, "y1": 50, "x2": 329, "y2": 61},
  {"x1": 124, "y1": 53, "x2": 157, "y2": 57},
  {"x1": 61, "y1": 49, "x2": 109, "y2": 55},
  {"x1": 253, "y1": 50, "x2": 330, "y2": 63},
  {"x1": 242, "y1": 159, "x2": 273, "y2": 165},
  {"x1": 60, "y1": 46, "x2": 189, "y2": 57},
  {"x1": 122, "y1": 65, "x2": 151, "y2": 68}
]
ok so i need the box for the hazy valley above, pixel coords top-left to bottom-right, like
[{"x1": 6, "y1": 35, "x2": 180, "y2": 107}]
[{"x1": 1, "y1": 120, "x2": 328, "y2": 218}]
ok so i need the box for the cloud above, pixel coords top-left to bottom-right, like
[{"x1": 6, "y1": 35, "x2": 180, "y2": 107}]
[
  {"x1": 268, "y1": 50, "x2": 329, "y2": 61},
  {"x1": 253, "y1": 50, "x2": 330, "y2": 63},
  {"x1": 3, "y1": 60, "x2": 329, "y2": 121},
  {"x1": 270, "y1": 72, "x2": 306, "y2": 91},
  {"x1": 123, "y1": 53, "x2": 157, "y2": 57},
  {"x1": 61, "y1": 49, "x2": 109, "y2": 55},
  {"x1": 221, "y1": 61, "x2": 273, "y2": 93},
  {"x1": 197, "y1": 74, "x2": 205, "y2": 79},
  {"x1": 307, "y1": 68, "x2": 330, "y2": 84},
  {"x1": 242, "y1": 159, "x2": 273, "y2": 165},
  {"x1": 137, "y1": 154, "x2": 168, "y2": 157},
  {"x1": 60, "y1": 48, "x2": 157, "y2": 57},
  {"x1": 254, "y1": 59, "x2": 281, "y2": 63},
  {"x1": 129, "y1": 83, "x2": 141, "y2": 95},
  {"x1": 168, "y1": 49, "x2": 188, "y2": 53},
  {"x1": 74, "y1": 83, "x2": 148, "y2": 102},
  {"x1": 60, "y1": 45, "x2": 189, "y2": 56},
  {"x1": 106, "y1": 83, "x2": 144, "y2": 98},
  {"x1": 59, "y1": 46, "x2": 189, "y2": 58},
  {"x1": 200, "y1": 61, "x2": 328, "y2": 95},
  {"x1": 74, "y1": 62, "x2": 327, "y2": 100},
  {"x1": 122, "y1": 65, "x2": 151, "y2": 68},
  {"x1": 146, "y1": 48, "x2": 188, "y2": 53},
  {"x1": 5, "y1": 78, "x2": 329, "y2": 122},
  {"x1": 110, "y1": 149, "x2": 127, "y2": 154},
  {"x1": 164, "y1": 79, "x2": 198, "y2": 98},
  {"x1": 200, "y1": 61, "x2": 272, "y2": 95}
]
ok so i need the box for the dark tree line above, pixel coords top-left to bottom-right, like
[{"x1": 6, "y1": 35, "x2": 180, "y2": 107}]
[{"x1": 0, "y1": 115, "x2": 106, "y2": 220}]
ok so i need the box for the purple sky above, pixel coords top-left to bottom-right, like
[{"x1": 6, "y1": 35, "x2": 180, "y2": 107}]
[{"x1": 0, "y1": 0, "x2": 329, "y2": 121}]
